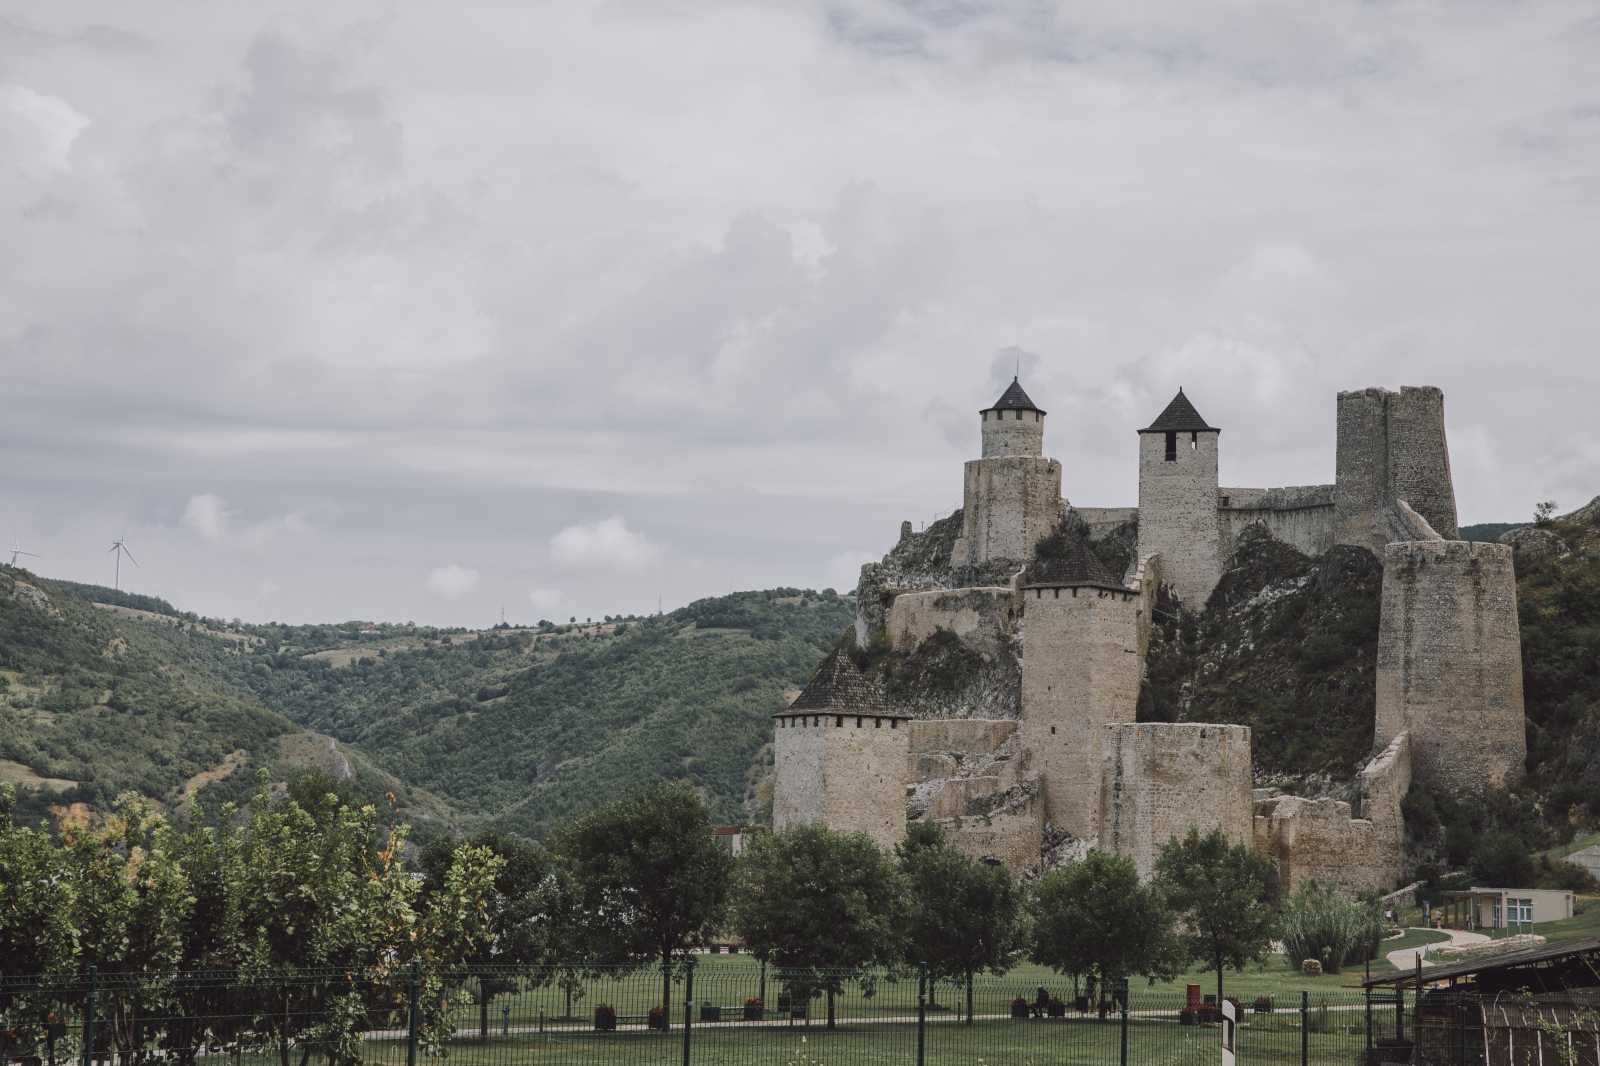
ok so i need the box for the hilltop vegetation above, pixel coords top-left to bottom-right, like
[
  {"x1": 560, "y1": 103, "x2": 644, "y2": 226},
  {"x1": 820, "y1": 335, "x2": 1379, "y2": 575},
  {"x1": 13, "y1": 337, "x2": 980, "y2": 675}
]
[{"x1": 0, "y1": 570, "x2": 851, "y2": 838}]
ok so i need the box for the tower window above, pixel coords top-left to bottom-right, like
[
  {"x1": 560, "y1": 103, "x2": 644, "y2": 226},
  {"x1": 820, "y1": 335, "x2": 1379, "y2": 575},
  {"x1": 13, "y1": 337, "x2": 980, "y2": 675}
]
[
  {"x1": 1191, "y1": 431, "x2": 1198, "y2": 451},
  {"x1": 1164, "y1": 431, "x2": 1177, "y2": 461},
  {"x1": 1014, "y1": 410, "x2": 1022, "y2": 420},
  {"x1": 835, "y1": 716, "x2": 843, "y2": 727}
]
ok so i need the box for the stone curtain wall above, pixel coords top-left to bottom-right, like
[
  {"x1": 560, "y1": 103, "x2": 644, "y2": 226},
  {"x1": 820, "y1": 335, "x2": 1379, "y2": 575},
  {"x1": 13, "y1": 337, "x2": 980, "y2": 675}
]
[
  {"x1": 1137, "y1": 430, "x2": 1222, "y2": 609},
  {"x1": 1217, "y1": 485, "x2": 1337, "y2": 559},
  {"x1": 954, "y1": 456, "x2": 1063, "y2": 567},
  {"x1": 1099, "y1": 723, "x2": 1254, "y2": 880},
  {"x1": 981, "y1": 408, "x2": 1045, "y2": 458},
  {"x1": 773, "y1": 712, "x2": 911, "y2": 850},
  {"x1": 1335, "y1": 387, "x2": 1459, "y2": 555},
  {"x1": 1375, "y1": 541, "x2": 1525, "y2": 793},
  {"x1": 886, "y1": 586, "x2": 1017, "y2": 659},
  {"x1": 1252, "y1": 734, "x2": 1411, "y2": 894},
  {"x1": 1019, "y1": 586, "x2": 1143, "y2": 840},
  {"x1": 1074, "y1": 507, "x2": 1138, "y2": 539}
]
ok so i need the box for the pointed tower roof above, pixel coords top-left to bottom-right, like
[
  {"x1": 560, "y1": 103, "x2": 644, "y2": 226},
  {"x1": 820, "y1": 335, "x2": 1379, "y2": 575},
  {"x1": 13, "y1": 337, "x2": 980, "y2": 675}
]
[
  {"x1": 982, "y1": 377, "x2": 1045, "y2": 416},
  {"x1": 1023, "y1": 527, "x2": 1124, "y2": 589},
  {"x1": 783, "y1": 648, "x2": 896, "y2": 715},
  {"x1": 1140, "y1": 388, "x2": 1217, "y2": 433}
]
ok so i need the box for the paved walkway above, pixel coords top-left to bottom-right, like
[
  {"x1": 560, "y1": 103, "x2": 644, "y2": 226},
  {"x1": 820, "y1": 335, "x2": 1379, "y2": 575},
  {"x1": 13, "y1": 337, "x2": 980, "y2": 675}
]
[{"x1": 1384, "y1": 927, "x2": 1490, "y2": 971}]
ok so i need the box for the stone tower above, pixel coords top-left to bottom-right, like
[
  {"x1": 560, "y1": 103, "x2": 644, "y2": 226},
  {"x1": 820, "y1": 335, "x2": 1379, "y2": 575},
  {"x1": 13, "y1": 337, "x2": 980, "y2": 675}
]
[
  {"x1": 1019, "y1": 535, "x2": 1143, "y2": 841},
  {"x1": 772, "y1": 648, "x2": 911, "y2": 849},
  {"x1": 950, "y1": 378, "x2": 1063, "y2": 569},
  {"x1": 1136, "y1": 389, "x2": 1222, "y2": 609},
  {"x1": 1375, "y1": 540, "x2": 1525, "y2": 794},
  {"x1": 1335, "y1": 386, "x2": 1459, "y2": 555}
]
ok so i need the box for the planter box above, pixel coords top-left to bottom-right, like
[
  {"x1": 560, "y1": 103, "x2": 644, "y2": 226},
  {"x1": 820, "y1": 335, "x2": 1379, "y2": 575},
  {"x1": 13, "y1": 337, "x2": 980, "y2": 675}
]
[
  {"x1": 1047, "y1": 1002, "x2": 1067, "y2": 1018},
  {"x1": 1010, "y1": 1002, "x2": 1029, "y2": 1020},
  {"x1": 700, "y1": 1006, "x2": 722, "y2": 1023},
  {"x1": 593, "y1": 1010, "x2": 616, "y2": 1032},
  {"x1": 743, "y1": 1006, "x2": 764, "y2": 1022}
]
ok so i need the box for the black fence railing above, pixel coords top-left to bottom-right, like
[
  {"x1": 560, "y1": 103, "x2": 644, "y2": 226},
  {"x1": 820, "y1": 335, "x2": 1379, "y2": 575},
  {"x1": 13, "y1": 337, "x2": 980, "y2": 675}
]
[{"x1": 0, "y1": 963, "x2": 1422, "y2": 1066}]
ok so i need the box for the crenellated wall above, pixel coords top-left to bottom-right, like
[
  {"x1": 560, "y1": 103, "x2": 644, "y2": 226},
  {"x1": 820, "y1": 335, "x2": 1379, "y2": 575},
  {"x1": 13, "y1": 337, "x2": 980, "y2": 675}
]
[
  {"x1": 1099, "y1": 723, "x2": 1254, "y2": 879},
  {"x1": 1375, "y1": 541, "x2": 1525, "y2": 793},
  {"x1": 773, "y1": 710, "x2": 911, "y2": 850}
]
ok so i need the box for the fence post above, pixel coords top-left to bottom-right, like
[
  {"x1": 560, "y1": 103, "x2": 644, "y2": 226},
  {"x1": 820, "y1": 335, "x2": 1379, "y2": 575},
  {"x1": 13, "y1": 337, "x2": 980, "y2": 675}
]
[
  {"x1": 80, "y1": 966, "x2": 96, "y2": 1066},
  {"x1": 406, "y1": 963, "x2": 420, "y2": 1066},
  {"x1": 1300, "y1": 991, "x2": 1309, "y2": 1066},
  {"x1": 916, "y1": 963, "x2": 927, "y2": 1066},
  {"x1": 1118, "y1": 980, "x2": 1128, "y2": 1066},
  {"x1": 681, "y1": 958, "x2": 694, "y2": 1066}
]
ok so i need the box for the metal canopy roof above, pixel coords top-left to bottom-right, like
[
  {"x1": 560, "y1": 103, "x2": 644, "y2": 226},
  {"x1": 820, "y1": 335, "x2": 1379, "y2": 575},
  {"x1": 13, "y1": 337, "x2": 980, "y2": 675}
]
[{"x1": 1362, "y1": 936, "x2": 1600, "y2": 988}]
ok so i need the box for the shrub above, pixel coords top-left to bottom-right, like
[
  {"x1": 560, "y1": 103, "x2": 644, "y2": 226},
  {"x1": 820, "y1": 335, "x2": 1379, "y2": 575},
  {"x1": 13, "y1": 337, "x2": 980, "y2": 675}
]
[{"x1": 1279, "y1": 881, "x2": 1383, "y2": 974}]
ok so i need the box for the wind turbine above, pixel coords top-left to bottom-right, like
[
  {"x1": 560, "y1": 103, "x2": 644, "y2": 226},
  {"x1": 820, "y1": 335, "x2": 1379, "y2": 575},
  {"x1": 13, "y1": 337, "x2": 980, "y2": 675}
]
[
  {"x1": 7, "y1": 544, "x2": 37, "y2": 568},
  {"x1": 109, "y1": 536, "x2": 138, "y2": 591}
]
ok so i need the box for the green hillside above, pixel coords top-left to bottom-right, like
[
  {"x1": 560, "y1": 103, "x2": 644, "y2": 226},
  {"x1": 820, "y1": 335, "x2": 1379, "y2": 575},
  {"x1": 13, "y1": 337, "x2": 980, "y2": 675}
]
[
  {"x1": 0, "y1": 568, "x2": 436, "y2": 829},
  {"x1": 227, "y1": 590, "x2": 853, "y2": 837},
  {"x1": 0, "y1": 570, "x2": 852, "y2": 839}
]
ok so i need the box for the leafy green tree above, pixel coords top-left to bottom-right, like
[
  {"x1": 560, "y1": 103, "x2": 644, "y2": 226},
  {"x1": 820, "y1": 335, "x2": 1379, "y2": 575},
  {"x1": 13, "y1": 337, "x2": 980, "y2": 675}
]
[
  {"x1": 559, "y1": 781, "x2": 733, "y2": 1027},
  {"x1": 1279, "y1": 880, "x2": 1384, "y2": 974},
  {"x1": 419, "y1": 833, "x2": 559, "y2": 1039},
  {"x1": 0, "y1": 785, "x2": 76, "y2": 979},
  {"x1": 731, "y1": 823, "x2": 907, "y2": 1028},
  {"x1": 1155, "y1": 828, "x2": 1277, "y2": 1006},
  {"x1": 898, "y1": 824, "x2": 1024, "y2": 1023},
  {"x1": 1031, "y1": 851, "x2": 1179, "y2": 992}
]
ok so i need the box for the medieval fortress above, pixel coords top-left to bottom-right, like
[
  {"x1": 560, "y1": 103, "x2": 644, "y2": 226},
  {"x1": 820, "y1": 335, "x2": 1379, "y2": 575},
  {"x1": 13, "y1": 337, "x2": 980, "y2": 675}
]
[{"x1": 772, "y1": 379, "x2": 1527, "y2": 893}]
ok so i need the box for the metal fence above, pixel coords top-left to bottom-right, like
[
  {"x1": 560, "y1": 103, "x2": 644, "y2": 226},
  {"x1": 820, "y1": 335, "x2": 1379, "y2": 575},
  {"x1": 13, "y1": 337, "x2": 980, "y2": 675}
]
[{"x1": 3, "y1": 963, "x2": 1404, "y2": 1066}]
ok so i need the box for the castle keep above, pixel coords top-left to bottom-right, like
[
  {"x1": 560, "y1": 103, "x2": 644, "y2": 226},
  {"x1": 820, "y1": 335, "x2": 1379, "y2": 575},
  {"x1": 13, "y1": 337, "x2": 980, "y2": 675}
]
[{"x1": 772, "y1": 377, "x2": 1526, "y2": 893}]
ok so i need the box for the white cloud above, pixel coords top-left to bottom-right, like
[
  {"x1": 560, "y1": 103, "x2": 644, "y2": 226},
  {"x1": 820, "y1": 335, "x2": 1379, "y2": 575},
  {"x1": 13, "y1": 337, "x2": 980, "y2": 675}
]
[
  {"x1": 425, "y1": 564, "x2": 479, "y2": 600},
  {"x1": 528, "y1": 587, "x2": 563, "y2": 610},
  {"x1": 182, "y1": 493, "x2": 233, "y2": 542},
  {"x1": 549, "y1": 516, "x2": 660, "y2": 572},
  {"x1": 181, "y1": 493, "x2": 310, "y2": 548}
]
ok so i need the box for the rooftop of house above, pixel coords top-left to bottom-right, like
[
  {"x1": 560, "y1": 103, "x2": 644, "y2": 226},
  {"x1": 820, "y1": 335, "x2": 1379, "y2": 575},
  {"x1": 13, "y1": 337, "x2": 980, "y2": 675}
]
[{"x1": 1141, "y1": 387, "x2": 1218, "y2": 434}]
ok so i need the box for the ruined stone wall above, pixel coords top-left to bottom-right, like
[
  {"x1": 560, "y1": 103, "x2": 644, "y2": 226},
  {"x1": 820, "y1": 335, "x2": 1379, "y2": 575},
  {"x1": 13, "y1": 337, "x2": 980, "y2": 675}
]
[
  {"x1": 908, "y1": 718, "x2": 1019, "y2": 757},
  {"x1": 1375, "y1": 541, "x2": 1525, "y2": 793},
  {"x1": 1335, "y1": 387, "x2": 1458, "y2": 555},
  {"x1": 1252, "y1": 734, "x2": 1411, "y2": 895},
  {"x1": 981, "y1": 408, "x2": 1045, "y2": 458},
  {"x1": 1130, "y1": 555, "x2": 1162, "y2": 664},
  {"x1": 1099, "y1": 723, "x2": 1253, "y2": 879},
  {"x1": 931, "y1": 782, "x2": 1044, "y2": 870},
  {"x1": 953, "y1": 456, "x2": 1063, "y2": 567},
  {"x1": 887, "y1": 586, "x2": 1017, "y2": 660},
  {"x1": 1019, "y1": 586, "x2": 1143, "y2": 840},
  {"x1": 1218, "y1": 485, "x2": 1336, "y2": 558},
  {"x1": 1137, "y1": 430, "x2": 1221, "y2": 609},
  {"x1": 773, "y1": 712, "x2": 911, "y2": 850},
  {"x1": 1075, "y1": 507, "x2": 1138, "y2": 539}
]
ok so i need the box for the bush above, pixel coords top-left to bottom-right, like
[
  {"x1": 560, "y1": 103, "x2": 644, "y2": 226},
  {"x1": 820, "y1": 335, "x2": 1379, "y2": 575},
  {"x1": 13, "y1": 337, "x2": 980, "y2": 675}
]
[{"x1": 1279, "y1": 881, "x2": 1383, "y2": 974}]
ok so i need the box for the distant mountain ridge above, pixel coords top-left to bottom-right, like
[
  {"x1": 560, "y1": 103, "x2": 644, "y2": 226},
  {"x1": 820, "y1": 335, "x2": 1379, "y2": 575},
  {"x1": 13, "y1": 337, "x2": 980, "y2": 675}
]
[{"x1": 0, "y1": 570, "x2": 851, "y2": 838}]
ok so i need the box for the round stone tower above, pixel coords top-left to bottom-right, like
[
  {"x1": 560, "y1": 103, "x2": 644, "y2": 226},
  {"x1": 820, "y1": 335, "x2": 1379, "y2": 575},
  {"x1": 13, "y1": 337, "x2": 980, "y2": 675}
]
[
  {"x1": 1136, "y1": 388, "x2": 1222, "y2": 609},
  {"x1": 951, "y1": 377, "x2": 1063, "y2": 569},
  {"x1": 772, "y1": 648, "x2": 911, "y2": 850},
  {"x1": 1018, "y1": 535, "x2": 1143, "y2": 843}
]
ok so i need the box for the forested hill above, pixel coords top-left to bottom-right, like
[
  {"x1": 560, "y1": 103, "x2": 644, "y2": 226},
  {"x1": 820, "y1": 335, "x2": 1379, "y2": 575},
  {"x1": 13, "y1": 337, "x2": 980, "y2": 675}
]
[
  {"x1": 230, "y1": 589, "x2": 852, "y2": 838},
  {"x1": 0, "y1": 568, "x2": 437, "y2": 830},
  {"x1": 0, "y1": 572, "x2": 852, "y2": 840}
]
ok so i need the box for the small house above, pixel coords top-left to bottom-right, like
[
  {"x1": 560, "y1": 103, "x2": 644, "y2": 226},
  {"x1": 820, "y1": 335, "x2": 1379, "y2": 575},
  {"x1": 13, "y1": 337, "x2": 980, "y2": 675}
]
[{"x1": 1437, "y1": 888, "x2": 1575, "y2": 930}]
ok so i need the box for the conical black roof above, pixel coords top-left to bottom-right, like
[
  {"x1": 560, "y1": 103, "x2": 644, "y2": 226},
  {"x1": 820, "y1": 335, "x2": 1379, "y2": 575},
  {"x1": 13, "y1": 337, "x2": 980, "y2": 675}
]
[
  {"x1": 1140, "y1": 388, "x2": 1217, "y2": 433},
  {"x1": 785, "y1": 648, "x2": 895, "y2": 714},
  {"x1": 983, "y1": 377, "x2": 1045, "y2": 415},
  {"x1": 1023, "y1": 526, "x2": 1124, "y2": 589}
]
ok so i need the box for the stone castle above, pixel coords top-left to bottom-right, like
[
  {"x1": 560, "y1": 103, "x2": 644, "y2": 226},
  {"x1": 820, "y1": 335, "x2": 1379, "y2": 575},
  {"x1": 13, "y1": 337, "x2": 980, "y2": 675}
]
[{"x1": 772, "y1": 378, "x2": 1527, "y2": 894}]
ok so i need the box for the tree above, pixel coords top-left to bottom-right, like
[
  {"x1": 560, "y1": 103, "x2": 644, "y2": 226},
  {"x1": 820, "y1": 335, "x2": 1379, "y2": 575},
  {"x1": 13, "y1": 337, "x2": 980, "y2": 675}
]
[
  {"x1": 0, "y1": 785, "x2": 77, "y2": 980},
  {"x1": 418, "y1": 832, "x2": 562, "y2": 1039},
  {"x1": 731, "y1": 823, "x2": 907, "y2": 1028},
  {"x1": 898, "y1": 824, "x2": 1024, "y2": 1024},
  {"x1": 1031, "y1": 851, "x2": 1179, "y2": 993},
  {"x1": 559, "y1": 781, "x2": 733, "y2": 1027},
  {"x1": 1279, "y1": 881, "x2": 1383, "y2": 974},
  {"x1": 1155, "y1": 828, "x2": 1277, "y2": 1007}
]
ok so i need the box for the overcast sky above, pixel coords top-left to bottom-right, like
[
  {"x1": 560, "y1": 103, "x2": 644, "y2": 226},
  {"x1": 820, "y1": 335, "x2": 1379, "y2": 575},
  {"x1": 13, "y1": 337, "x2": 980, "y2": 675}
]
[{"x1": 3, "y1": 2, "x2": 1598, "y2": 626}]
